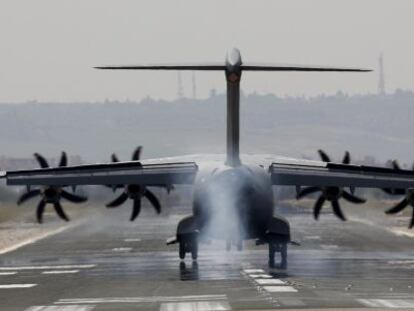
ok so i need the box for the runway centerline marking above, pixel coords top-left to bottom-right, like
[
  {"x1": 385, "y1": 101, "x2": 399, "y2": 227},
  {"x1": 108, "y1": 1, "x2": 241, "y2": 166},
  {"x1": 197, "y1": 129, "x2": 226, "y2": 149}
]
[
  {"x1": 0, "y1": 264, "x2": 95, "y2": 271},
  {"x1": 56, "y1": 295, "x2": 228, "y2": 304},
  {"x1": 42, "y1": 270, "x2": 79, "y2": 274},
  {"x1": 0, "y1": 283, "x2": 37, "y2": 289}
]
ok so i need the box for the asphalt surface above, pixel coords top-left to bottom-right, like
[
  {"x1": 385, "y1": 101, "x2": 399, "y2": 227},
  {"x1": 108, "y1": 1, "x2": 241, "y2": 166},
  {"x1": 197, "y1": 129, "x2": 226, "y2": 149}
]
[{"x1": 1, "y1": 202, "x2": 414, "y2": 311}]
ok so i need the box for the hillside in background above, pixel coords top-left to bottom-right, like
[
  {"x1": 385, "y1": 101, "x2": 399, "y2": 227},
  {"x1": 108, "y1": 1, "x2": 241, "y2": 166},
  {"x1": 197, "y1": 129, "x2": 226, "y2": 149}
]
[{"x1": 0, "y1": 90, "x2": 413, "y2": 167}]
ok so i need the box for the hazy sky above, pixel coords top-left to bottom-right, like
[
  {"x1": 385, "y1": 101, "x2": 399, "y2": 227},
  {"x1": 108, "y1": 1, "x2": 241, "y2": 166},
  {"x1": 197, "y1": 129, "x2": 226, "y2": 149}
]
[{"x1": 1, "y1": 1, "x2": 413, "y2": 102}]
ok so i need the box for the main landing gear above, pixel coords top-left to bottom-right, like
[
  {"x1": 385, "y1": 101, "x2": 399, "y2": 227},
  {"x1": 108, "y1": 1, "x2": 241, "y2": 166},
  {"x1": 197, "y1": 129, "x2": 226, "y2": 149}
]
[
  {"x1": 179, "y1": 235, "x2": 198, "y2": 260},
  {"x1": 268, "y1": 242, "x2": 287, "y2": 269}
]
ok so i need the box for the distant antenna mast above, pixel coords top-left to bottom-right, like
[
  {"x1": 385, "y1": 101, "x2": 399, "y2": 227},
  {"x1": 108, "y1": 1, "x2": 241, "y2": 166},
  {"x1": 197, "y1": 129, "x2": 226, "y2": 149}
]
[
  {"x1": 177, "y1": 72, "x2": 184, "y2": 99},
  {"x1": 378, "y1": 53, "x2": 385, "y2": 95},
  {"x1": 192, "y1": 71, "x2": 197, "y2": 99}
]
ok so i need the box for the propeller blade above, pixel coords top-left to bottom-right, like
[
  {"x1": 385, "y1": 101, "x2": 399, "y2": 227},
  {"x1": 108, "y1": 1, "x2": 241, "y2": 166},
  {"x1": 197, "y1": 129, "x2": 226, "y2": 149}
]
[
  {"x1": 61, "y1": 190, "x2": 87, "y2": 203},
  {"x1": 410, "y1": 208, "x2": 414, "y2": 229},
  {"x1": 297, "y1": 186, "x2": 320, "y2": 199},
  {"x1": 144, "y1": 189, "x2": 161, "y2": 214},
  {"x1": 17, "y1": 189, "x2": 41, "y2": 205},
  {"x1": 342, "y1": 151, "x2": 351, "y2": 164},
  {"x1": 36, "y1": 200, "x2": 46, "y2": 224},
  {"x1": 318, "y1": 149, "x2": 331, "y2": 162},
  {"x1": 132, "y1": 146, "x2": 142, "y2": 161},
  {"x1": 59, "y1": 151, "x2": 67, "y2": 167},
  {"x1": 313, "y1": 196, "x2": 325, "y2": 220},
  {"x1": 331, "y1": 199, "x2": 346, "y2": 221},
  {"x1": 386, "y1": 198, "x2": 409, "y2": 214},
  {"x1": 383, "y1": 188, "x2": 405, "y2": 195},
  {"x1": 342, "y1": 191, "x2": 366, "y2": 204},
  {"x1": 106, "y1": 192, "x2": 128, "y2": 208},
  {"x1": 53, "y1": 202, "x2": 69, "y2": 221},
  {"x1": 111, "y1": 153, "x2": 120, "y2": 163},
  {"x1": 34, "y1": 153, "x2": 49, "y2": 168},
  {"x1": 130, "y1": 198, "x2": 142, "y2": 221}
]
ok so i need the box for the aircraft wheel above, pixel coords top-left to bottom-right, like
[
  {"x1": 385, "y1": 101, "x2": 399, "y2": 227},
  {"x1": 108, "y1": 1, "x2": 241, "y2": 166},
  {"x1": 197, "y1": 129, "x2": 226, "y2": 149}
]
[
  {"x1": 179, "y1": 242, "x2": 186, "y2": 260},
  {"x1": 191, "y1": 241, "x2": 198, "y2": 260},
  {"x1": 268, "y1": 243, "x2": 276, "y2": 267},
  {"x1": 280, "y1": 243, "x2": 288, "y2": 269}
]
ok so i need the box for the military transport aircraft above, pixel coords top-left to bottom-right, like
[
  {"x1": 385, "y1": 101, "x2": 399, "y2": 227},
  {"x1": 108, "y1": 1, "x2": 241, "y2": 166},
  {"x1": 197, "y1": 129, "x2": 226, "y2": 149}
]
[{"x1": 3, "y1": 48, "x2": 414, "y2": 269}]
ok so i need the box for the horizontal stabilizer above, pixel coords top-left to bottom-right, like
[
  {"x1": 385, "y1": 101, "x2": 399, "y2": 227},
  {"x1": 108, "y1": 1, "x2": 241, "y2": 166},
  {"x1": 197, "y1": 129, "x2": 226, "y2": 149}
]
[
  {"x1": 242, "y1": 63, "x2": 371, "y2": 72},
  {"x1": 95, "y1": 63, "x2": 225, "y2": 71}
]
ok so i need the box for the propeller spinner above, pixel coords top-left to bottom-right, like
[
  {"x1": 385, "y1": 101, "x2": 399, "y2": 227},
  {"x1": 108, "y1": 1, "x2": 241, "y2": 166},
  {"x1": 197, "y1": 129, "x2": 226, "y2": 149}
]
[
  {"x1": 17, "y1": 152, "x2": 87, "y2": 223},
  {"x1": 296, "y1": 150, "x2": 366, "y2": 221},
  {"x1": 383, "y1": 160, "x2": 414, "y2": 228},
  {"x1": 106, "y1": 146, "x2": 162, "y2": 221}
]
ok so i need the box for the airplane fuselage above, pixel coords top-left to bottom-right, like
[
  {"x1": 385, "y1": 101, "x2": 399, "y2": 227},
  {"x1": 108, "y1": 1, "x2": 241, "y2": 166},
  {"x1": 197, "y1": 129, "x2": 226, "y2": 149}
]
[{"x1": 192, "y1": 164, "x2": 274, "y2": 241}]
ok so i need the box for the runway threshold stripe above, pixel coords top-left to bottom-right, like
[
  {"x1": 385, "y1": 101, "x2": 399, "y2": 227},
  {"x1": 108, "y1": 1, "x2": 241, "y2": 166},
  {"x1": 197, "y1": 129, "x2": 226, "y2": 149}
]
[
  {"x1": 159, "y1": 301, "x2": 231, "y2": 311},
  {"x1": 243, "y1": 269, "x2": 265, "y2": 274},
  {"x1": 0, "y1": 264, "x2": 95, "y2": 271},
  {"x1": 263, "y1": 286, "x2": 297, "y2": 293},
  {"x1": 56, "y1": 295, "x2": 228, "y2": 304},
  {"x1": 255, "y1": 279, "x2": 285, "y2": 285},
  {"x1": 42, "y1": 270, "x2": 79, "y2": 274},
  {"x1": 0, "y1": 284, "x2": 36, "y2": 289}
]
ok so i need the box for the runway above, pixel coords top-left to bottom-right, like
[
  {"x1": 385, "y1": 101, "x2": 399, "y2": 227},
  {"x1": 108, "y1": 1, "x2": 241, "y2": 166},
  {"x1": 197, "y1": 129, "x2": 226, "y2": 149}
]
[{"x1": 1, "y1": 203, "x2": 414, "y2": 311}]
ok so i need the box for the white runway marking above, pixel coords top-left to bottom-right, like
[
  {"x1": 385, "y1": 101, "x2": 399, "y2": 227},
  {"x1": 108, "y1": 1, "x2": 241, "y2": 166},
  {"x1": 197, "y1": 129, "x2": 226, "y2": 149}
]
[
  {"x1": 124, "y1": 238, "x2": 141, "y2": 242},
  {"x1": 112, "y1": 247, "x2": 132, "y2": 252},
  {"x1": 0, "y1": 283, "x2": 37, "y2": 289},
  {"x1": 0, "y1": 272, "x2": 17, "y2": 276},
  {"x1": 249, "y1": 274, "x2": 272, "y2": 278},
  {"x1": 0, "y1": 224, "x2": 75, "y2": 255},
  {"x1": 56, "y1": 295, "x2": 227, "y2": 304},
  {"x1": 243, "y1": 269, "x2": 264, "y2": 274},
  {"x1": 159, "y1": 301, "x2": 231, "y2": 311},
  {"x1": 0, "y1": 264, "x2": 95, "y2": 271},
  {"x1": 263, "y1": 286, "x2": 297, "y2": 293},
  {"x1": 359, "y1": 299, "x2": 414, "y2": 308},
  {"x1": 42, "y1": 270, "x2": 79, "y2": 274},
  {"x1": 26, "y1": 305, "x2": 95, "y2": 311},
  {"x1": 255, "y1": 278, "x2": 285, "y2": 285}
]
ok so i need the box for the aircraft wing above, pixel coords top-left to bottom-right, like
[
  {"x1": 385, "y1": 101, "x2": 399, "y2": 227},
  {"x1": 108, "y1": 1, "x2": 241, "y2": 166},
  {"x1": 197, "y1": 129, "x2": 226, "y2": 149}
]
[
  {"x1": 3, "y1": 161, "x2": 198, "y2": 187},
  {"x1": 270, "y1": 161, "x2": 414, "y2": 188}
]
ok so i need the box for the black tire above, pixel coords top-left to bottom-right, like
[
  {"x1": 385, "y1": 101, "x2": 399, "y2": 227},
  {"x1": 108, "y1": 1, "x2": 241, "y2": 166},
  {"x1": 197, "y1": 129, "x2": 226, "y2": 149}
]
[
  {"x1": 191, "y1": 241, "x2": 198, "y2": 260},
  {"x1": 280, "y1": 243, "x2": 288, "y2": 269},
  {"x1": 268, "y1": 243, "x2": 276, "y2": 267},
  {"x1": 179, "y1": 242, "x2": 186, "y2": 260}
]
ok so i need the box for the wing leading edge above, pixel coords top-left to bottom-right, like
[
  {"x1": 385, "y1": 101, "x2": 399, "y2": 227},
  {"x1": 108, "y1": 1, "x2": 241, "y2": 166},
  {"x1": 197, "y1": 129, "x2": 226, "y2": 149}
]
[{"x1": 4, "y1": 161, "x2": 198, "y2": 186}]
